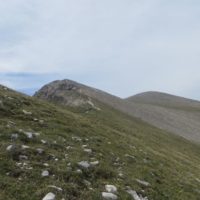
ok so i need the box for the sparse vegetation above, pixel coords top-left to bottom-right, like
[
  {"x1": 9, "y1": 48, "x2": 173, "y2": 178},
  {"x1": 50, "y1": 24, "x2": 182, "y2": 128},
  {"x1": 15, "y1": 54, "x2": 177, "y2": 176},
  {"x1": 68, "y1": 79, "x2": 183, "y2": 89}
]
[{"x1": 0, "y1": 85, "x2": 200, "y2": 200}]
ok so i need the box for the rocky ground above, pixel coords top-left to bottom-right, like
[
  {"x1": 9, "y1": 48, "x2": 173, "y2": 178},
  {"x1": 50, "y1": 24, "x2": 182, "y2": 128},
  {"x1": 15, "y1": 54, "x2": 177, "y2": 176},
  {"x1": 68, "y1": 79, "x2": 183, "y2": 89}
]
[{"x1": 0, "y1": 85, "x2": 200, "y2": 200}]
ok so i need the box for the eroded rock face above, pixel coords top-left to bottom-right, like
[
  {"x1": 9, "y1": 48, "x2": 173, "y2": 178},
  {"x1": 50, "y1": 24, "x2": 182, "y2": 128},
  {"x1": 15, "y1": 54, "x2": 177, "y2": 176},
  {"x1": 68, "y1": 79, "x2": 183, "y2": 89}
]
[{"x1": 34, "y1": 80, "x2": 100, "y2": 110}]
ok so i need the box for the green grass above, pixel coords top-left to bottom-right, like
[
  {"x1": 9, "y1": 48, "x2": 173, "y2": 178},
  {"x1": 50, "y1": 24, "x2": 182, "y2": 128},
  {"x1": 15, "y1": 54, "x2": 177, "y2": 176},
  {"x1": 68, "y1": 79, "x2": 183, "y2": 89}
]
[{"x1": 0, "y1": 85, "x2": 200, "y2": 200}]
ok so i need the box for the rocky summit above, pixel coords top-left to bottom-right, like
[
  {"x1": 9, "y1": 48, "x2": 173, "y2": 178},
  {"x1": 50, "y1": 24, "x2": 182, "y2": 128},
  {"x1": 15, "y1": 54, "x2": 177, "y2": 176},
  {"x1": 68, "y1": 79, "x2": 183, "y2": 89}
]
[{"x1": 0, "y1": 83, "x2": 199, "y2": 200}]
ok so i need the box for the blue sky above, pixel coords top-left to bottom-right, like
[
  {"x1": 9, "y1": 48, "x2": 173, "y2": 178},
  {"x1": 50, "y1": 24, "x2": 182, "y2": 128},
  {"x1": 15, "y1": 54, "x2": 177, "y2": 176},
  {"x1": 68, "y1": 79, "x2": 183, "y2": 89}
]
[{"x1": 0, "y1": 0, "x2": 200, "y2": 99}]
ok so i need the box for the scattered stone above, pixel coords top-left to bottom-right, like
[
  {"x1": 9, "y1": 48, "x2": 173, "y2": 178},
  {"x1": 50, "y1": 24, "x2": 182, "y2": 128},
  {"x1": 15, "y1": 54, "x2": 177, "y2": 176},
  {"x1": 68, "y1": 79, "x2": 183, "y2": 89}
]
[
  {"x1": 76, "y1": 169, "x2": 83, "y2": 174},
  {"x1": 21, "y1": 145, "x2": 30, "y2": 149},
  {"x1": 39, "y1": 119, "x2": 44, "y2": 124},
  {"x1": 41, "y1": 139, "x2": 47, "y2": 144},
  {"x1": 26, "y1": 167, "x2": 33, "y2": 170},
  {"x1": 118, "y1": 172, "x2": 124, "y2": 178},
  {"x1": 11, "y1": 133, "x2": 18, "y2": 140},
  {"x1": 24, "y1": 132, "x2": 33, "y2": 139},
  {"x1": 195, "y1": 178, "x2": 200, "y2": 183},
  {"x1": 78, "y1": 161, "x2": 90, "y2": 169},
  {"x1": 33, "y1": 132, "x2": 40, "y2": 136},
  {"x1": 127, "y1": 190, "x2": 140, "y2": 200},
  {"x1": 105, "y1": 185, "x2": 117, "y2": 193},
  {"x1": 102, "y1": 192, "x2": 118, "y2": 200},
  {"x1": 16, "y1": 162, "x2": 22, "y2": 167},
  {"x1": 84, "y1": 148, "x2": 92, "y2": 153},
  {"x1": 48, "y1": 185, "x2": 63, "y2": 191},
  {"x1": 66, "y1": 146, "x2": 72, "y2": 150},
  {"x1": 43, "y1": 163, "x2": 49, "y2": 167},
  {"x1": 42, "y1": 170, "x2": 49, "y2": 177},
  {"x1": 72, "y1": 136, "x2": 82, "y2": 142},
  {"x1": 6, "y1": 145, "x2": 13, "y2": 151},
  {"x1": 36, "y1": 148, "x2": 44, "y2": 154},
  {"x1": 127, "y1": 190, "x2": 148, "y2": 200},
  {"x1": 22, "y1": 109, "x2": 32, "y2": 115},
  {"x1": 7, "y1": 96, "x2": 14, "y2": 100},
  {"x1": 136, "y1": 179, "x2": 150, "y2": 187},
  {"x1": 42, "y1": 192, "x2": 55, "y2": 200},
  {"x1": 90, "y1": 161, "x2": 99, "y2": 166},
  {"x1": 82, "y1": 145, "x2": 88, "y2": 148}
]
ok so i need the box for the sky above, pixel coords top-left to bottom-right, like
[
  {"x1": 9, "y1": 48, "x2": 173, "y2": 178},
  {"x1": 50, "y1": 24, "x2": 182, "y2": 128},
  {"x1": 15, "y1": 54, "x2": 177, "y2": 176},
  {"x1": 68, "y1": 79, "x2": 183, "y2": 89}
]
[{"x1": 0, "y1": 0, "x2": 200, "y2": 99}]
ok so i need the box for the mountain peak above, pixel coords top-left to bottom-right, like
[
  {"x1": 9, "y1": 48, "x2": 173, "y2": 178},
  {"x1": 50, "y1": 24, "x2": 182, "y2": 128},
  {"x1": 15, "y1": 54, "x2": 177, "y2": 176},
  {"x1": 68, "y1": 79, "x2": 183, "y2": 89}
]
[{"x1": 34, "y1": 79, "x2": 100, "y2": 109}]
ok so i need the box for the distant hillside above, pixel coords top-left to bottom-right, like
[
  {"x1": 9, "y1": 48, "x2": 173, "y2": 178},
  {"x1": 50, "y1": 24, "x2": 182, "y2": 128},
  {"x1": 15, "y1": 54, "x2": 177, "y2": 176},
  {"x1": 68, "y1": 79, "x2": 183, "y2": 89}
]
[
  {"x1": 127, "y1": 91, "x2": 200, "y2": 109},
  {"x1": 125, "y1": 92, "x2": 200, "y2": 144},
  {"x1": 1, "y1": 84, "x2": 200, "y2": 200},
  {"x1": 35, "y1": 80, "x2": 200, "y2": 143}
]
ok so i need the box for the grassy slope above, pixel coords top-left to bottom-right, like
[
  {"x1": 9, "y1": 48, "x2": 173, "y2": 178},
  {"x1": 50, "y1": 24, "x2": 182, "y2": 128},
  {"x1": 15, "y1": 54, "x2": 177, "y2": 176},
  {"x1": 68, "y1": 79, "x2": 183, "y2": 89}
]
[{"x1": 0, "y1": 86, "x2": 200, "y2": 200}]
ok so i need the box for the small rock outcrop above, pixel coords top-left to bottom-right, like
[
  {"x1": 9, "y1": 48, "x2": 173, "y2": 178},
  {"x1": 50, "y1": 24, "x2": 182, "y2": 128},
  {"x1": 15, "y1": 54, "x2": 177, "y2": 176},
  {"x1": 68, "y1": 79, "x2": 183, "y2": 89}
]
[
  {"x1": 102, "y1": 192, "x2": 118, "y2": 200},
  {"x1": 78, "y1": 161, "x2": 90, "y2": 169},
  {"x1": 42, "y1": 192, "x2": 55, "y2": 200},
  {"x1": 105, "y1": 185, "x2": 117, "y2": 193},
  {"x1": 42, "y1": 170, "x2": 49, "y2": 177}
]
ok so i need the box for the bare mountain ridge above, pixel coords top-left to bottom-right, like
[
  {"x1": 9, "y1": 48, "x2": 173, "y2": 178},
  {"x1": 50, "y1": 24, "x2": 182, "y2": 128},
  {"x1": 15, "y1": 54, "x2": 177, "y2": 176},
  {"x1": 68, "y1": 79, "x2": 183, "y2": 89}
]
[
  {"x1": 34, "y1": 80, "x2": 200, "y2": 143},
  {"x1": 127, "y1": 91, "x2": 200, "y2": 110}
]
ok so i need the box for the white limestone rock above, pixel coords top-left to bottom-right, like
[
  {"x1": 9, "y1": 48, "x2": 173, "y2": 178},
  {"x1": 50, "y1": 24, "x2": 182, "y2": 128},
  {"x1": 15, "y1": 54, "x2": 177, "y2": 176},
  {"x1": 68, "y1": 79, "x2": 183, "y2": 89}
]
[
  {"x1": 90, "y1": 161, "x2": 99, "y2": 166},
  {"x1": 102, "y1": 192, "x2": 118, "y2": 200},
  {"x1": 22, "y1": 110, "x2": 32, "y2": 115},
  {"x1": 24, "y1": 132, "x2": 33, "y2": 139},
  {"x1": 136, "y1": 179, "x2": 150, "y2": 187},
  {"x1": 42, "y1": 192, "x2": 55, "y2": 200},
  {"x1": 42, "y1": 170, "x2": 49, "y2": 177},
  {"x1": 78, "y1": 161, "x2": 90, "y2": 169},
  {"x1": 37, "y1": 148, "x2": 44, "y2": 154},
  {"x1": 105, "y1": 185, "x2": 117, "y2": 193},
  {"x1": 6, "y1": 145, "x2": 13, "y2": 151},
  {"x1": 127, "y1": 190, "x2": 148, "y2": 200},
  {"x1": 127, "y1": 190, "x2": 141, "y2": 200},
  {"x1": 83, "y1": 148, "x2": 92, "y2": 153},
  {"x1": 41, "y1": 139, "x2": 47, "y2": 144},
  {"x1": 48, "y1": 185, "x2": 63, "y2": 191},
  {"x1": 21, "y1": 145, "x2": 30, "y2": 149}
]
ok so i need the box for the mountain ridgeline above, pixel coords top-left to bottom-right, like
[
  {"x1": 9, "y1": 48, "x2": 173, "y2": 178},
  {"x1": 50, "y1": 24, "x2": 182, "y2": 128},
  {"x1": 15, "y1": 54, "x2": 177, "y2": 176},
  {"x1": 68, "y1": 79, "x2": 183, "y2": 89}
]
[
  {"x1": 35, "y1": 79, "x2": 200, "y2": 143},
  {"x1": 0, "y1": 81, "x2": 199, "y2": 200}
]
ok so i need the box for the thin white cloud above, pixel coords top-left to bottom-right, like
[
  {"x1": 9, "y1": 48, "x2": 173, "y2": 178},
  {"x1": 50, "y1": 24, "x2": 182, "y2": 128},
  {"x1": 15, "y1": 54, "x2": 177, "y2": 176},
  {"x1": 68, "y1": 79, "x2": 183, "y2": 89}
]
[{"x1": 0, "y1": 0, "x2": 200, "y2": 99}]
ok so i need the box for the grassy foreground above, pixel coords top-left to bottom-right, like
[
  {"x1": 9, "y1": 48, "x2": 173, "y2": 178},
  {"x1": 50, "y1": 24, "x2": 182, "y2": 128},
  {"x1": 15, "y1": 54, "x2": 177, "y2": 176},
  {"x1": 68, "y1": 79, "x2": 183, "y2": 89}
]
[{"x1": 0, "y1": 85, "x2": 200, "y2": 200}]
